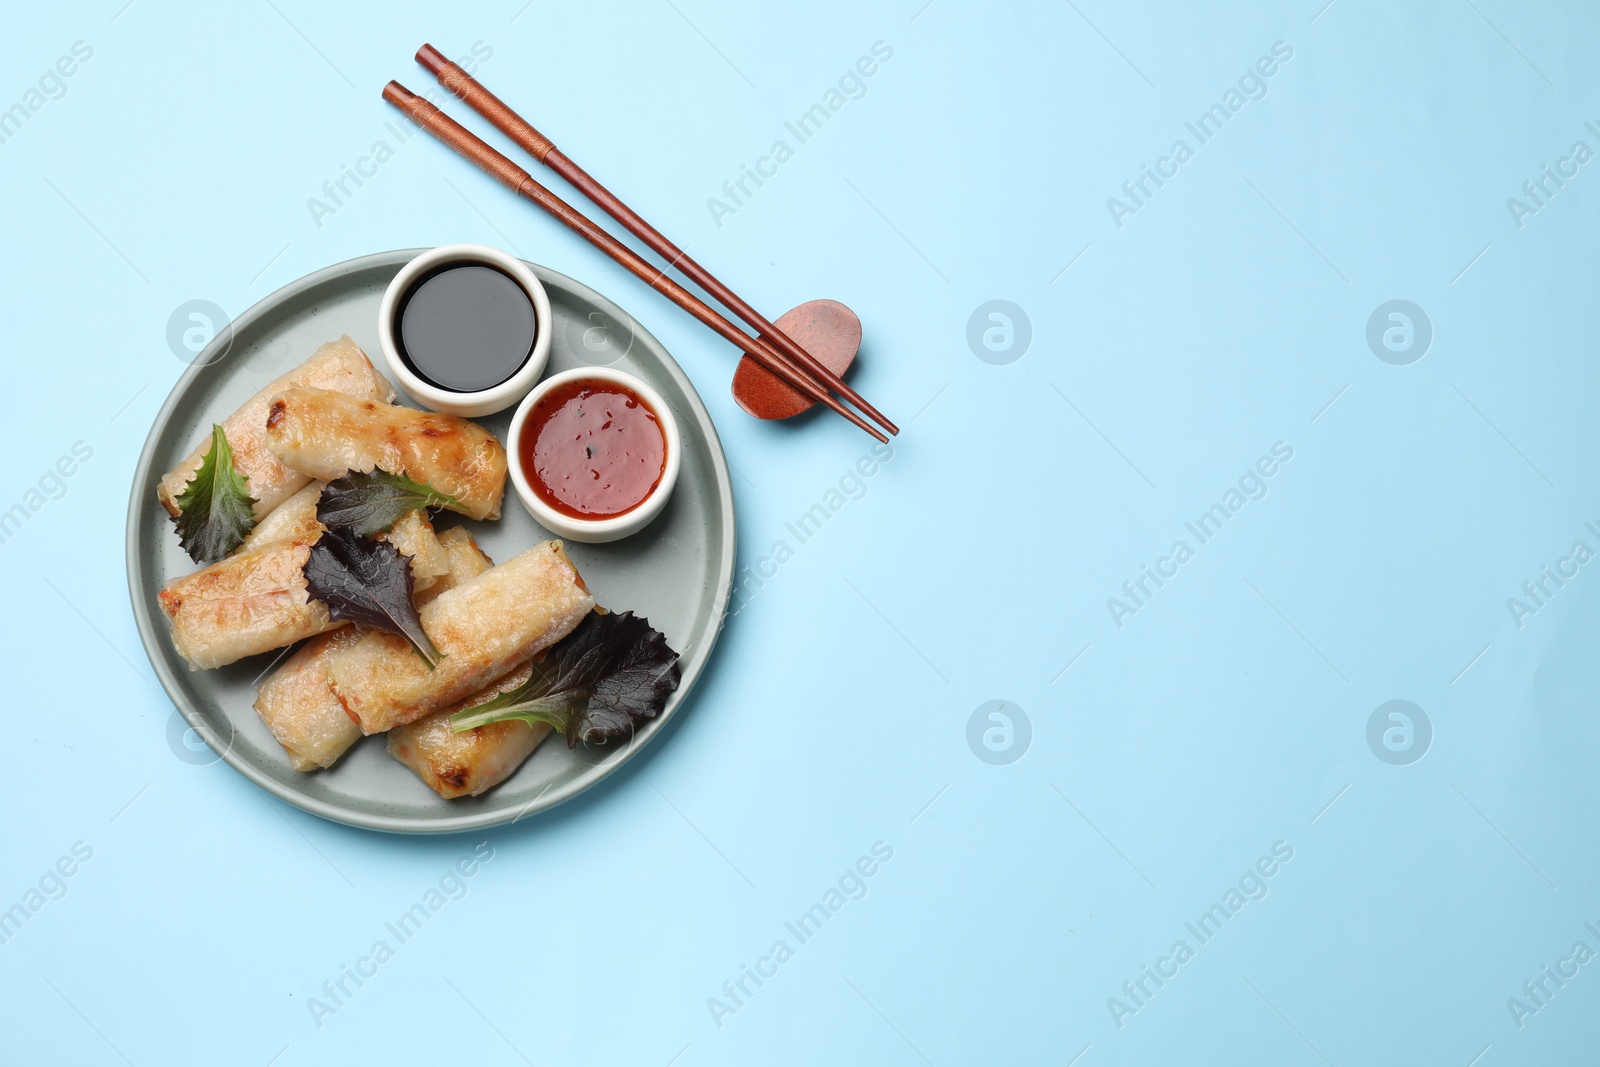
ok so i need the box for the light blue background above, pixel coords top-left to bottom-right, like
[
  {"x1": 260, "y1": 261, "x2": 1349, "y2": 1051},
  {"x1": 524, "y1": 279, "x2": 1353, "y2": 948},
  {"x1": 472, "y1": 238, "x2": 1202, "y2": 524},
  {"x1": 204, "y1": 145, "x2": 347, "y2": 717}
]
[{"x1": 3, "y1": 1, "x2": 1598, "y2": 1063}]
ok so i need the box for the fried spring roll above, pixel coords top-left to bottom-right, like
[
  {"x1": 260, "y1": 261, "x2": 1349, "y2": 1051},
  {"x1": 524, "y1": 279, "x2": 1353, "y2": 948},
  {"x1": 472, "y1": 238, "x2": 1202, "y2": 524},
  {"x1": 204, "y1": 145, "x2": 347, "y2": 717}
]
[
  {"x1": 263, "y1": 387, "x2": 508, "y2": 520},
  {"x1": 251, "y1": 628, "x2": 364, "y2": 771},
  {"x1": 158, "y1": 537, "x2": 336, "y2": 670},
  {"x1": 252, "y1": 528, "x2": 492, "y2": 771},
  {"x1": 383, "y1": 511, "x2": 450, "y2": 592},
  {"x1": 157, "y1": 337, "x2": 394, "y2": 519},
  {"x1": 418, "y1": 526, "x2": 493, "y2": 605},
  {"x1": 329, "y1": 542, "x2": 593, "y2": 734},
  {"x1": 239, "y1": 481, "x2": 325, "y2": 550},
  {"x1": 160, "y1": 511, "x2": 449, "y2": 671},
  {"x1": 388, "y1": 662, "x2": 553, "y2": 798}
]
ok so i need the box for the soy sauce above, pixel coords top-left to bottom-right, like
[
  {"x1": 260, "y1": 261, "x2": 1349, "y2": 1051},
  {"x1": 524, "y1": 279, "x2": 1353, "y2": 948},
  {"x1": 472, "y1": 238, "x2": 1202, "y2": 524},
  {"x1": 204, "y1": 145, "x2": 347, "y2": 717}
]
[{"x1": 397, "y1": 264, "x2": 536, "y2": 393}]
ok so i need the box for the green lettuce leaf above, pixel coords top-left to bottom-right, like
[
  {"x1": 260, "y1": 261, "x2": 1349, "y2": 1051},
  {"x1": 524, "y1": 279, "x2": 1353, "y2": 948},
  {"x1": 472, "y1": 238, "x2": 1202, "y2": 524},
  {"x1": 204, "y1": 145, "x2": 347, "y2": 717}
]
[
  {"x1": 448, "y1": 611, "x2": 680, "y2": 746},
  {"x1": 316, "y1": 470, "x2": 464, "y2": 538},
  {"x1": 301, "y1": 526, "x2": 441, "y2": 667},
  {"x1": 171, "y1": 424, "x2": 257, "y2": 563}
]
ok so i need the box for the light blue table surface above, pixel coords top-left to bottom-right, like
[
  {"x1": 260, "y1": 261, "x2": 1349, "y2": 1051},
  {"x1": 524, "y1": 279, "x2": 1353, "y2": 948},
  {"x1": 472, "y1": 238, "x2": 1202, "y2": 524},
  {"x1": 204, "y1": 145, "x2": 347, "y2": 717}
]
[{"x1": 4, "y1": 1, "x2": 1599, "y2": 1063}]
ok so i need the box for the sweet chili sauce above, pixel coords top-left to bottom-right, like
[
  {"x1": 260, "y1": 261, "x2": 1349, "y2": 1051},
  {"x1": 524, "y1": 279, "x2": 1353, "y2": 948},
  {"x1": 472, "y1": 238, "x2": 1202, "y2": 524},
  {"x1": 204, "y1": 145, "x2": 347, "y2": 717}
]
[{"x1": 519, "y1": 379, "x2": 667, "y2": 519}]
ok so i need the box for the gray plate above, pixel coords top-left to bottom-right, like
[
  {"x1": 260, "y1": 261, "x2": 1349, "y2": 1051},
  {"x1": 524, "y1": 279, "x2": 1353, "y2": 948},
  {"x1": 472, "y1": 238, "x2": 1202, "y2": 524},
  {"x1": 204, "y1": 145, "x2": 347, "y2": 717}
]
[{"x1": 126, "y1": 250, "x2": 735, "y2": 834}]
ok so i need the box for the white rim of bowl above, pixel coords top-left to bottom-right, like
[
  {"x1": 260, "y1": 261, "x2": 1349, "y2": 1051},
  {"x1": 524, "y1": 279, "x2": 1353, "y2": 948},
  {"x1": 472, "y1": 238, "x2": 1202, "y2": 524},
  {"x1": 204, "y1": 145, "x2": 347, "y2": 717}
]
[
  {"x1": 378, "y1": 243, "x2": 552, "y2": 413},
  {"x1": 507, "y1": 366, "x2": 682, "y2": 538}
]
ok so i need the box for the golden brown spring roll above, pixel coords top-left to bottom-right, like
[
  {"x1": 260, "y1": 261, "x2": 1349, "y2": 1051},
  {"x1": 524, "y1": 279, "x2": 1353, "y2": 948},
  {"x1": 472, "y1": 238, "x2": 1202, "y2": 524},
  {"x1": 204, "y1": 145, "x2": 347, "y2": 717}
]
[
  {"x1": 160, "y1": 513, "x2": 449, "y2": 671},
  {"x1": 251, "y1": 628, "x2": 364, "y2": 771},
  {"x1": 383, "y1": 511, "x2": 450, "y2": 592},
  {"x1": 158, "y1": 536, "x2": 337, "y2": 670},
  {"x1": 263, "y1": 387, "x2": 507, "y2": 520},
  {"x1": 157, "y1": 337, "x2": 394, "y2": 519},
  {"x1": 417, "y1": 526, "x2": 493, "y2": 605},
  {"x1": 238, "y1": 481, "x2": 325, "y2": 550},
  {"x1": 329, "y1": 542, "x2": 593, "y2": 734},
  {"x1": 388, "y1": 662, "x2": 553, "y2": 798},
  {"x1": 252, "y1": 527, "x2": 491, "y2": 771}
]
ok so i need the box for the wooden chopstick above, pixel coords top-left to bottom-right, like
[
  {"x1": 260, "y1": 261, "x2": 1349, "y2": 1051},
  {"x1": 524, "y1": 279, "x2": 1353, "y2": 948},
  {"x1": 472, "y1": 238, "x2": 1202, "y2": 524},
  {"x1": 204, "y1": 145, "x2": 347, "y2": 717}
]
[
  {"x1": 382, "y1": 82, "x2": 889, "y2": 444},
  {"x1": 413, "y1": 44, "x2": 898, "y2": 438}
]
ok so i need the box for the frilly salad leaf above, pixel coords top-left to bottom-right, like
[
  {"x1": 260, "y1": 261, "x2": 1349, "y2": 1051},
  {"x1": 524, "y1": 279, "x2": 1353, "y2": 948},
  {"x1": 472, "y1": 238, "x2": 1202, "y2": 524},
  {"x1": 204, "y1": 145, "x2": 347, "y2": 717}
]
[
  {"x1": 316, "y1": 470, "x2": 463, "y2": 538},
  {"x1": 171, "y1": 424, "x2": 257, "y2": 563},
  {"x1": 302, "y1": 526, "x2": 441, "y2": 667},
  {"x1": 448, "y1": 611, "x2": 681, "y2": 747}
]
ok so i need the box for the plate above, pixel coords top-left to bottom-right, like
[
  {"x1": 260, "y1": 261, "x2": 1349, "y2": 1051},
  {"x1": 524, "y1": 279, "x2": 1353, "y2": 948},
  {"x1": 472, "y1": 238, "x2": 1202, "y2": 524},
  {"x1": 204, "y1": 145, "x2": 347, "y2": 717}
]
[{"x1": 126, "y1": 250, "x2": 736, "y2": 833}]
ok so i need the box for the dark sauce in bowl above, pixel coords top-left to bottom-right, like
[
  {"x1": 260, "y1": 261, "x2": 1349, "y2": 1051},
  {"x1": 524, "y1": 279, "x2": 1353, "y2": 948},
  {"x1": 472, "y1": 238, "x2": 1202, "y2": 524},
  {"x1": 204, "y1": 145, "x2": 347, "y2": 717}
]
[
  {"x1": 519, "y1": 379, "x2": 667, "y2": 519},
  {"x1": 397, "y1": 263, "x2": 537, "y2": 393}
]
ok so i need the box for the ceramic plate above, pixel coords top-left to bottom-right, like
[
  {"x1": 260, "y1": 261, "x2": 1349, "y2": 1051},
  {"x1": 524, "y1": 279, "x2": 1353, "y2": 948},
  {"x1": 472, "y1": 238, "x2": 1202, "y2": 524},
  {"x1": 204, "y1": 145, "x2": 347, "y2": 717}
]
[{"x1": 126, "y1": 250, "x2": 735, "y2": 833}]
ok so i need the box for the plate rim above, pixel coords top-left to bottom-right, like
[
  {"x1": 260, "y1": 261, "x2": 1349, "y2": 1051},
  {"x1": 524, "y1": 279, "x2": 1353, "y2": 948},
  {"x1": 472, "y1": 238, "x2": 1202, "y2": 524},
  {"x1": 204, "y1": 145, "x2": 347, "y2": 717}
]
[{"x1": 126, "y1": 248, "x2": 736, "y2": 834}]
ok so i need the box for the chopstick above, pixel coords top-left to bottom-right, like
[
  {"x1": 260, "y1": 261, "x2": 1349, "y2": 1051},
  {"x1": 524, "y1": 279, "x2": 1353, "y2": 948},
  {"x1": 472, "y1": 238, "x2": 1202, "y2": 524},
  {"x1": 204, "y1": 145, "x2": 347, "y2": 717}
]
[
  {"x1": 383, "y1": 82, "x2": 889, "y2": 443},
  {"x1": 413, "y1": 45, "x2": 898, "y2": 438}
]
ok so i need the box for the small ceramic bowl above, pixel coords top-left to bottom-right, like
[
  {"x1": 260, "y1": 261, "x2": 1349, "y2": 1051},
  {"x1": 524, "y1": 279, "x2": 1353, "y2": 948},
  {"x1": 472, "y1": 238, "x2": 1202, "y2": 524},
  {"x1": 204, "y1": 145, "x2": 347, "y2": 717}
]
[
  {"x1": 378, "y1": 243, "x2": 552, "y2": 417},
  {"x1": 507, "y1": 367, "x2": 681, "y2": 543}
]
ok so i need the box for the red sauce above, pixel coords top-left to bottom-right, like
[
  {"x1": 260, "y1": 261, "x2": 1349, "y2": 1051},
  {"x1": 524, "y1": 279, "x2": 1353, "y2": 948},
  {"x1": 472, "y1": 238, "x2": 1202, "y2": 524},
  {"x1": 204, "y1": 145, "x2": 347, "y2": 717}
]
[{"x1": 519, "y1": 379, "x2": 667, "y2": 519}]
